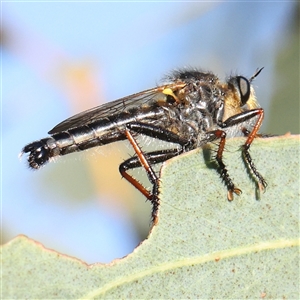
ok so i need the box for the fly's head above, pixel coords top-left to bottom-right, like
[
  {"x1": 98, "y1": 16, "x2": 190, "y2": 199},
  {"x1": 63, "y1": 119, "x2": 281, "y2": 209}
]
[{"x1": 222, "y1": 68, "x2": 263, "y2": 121}]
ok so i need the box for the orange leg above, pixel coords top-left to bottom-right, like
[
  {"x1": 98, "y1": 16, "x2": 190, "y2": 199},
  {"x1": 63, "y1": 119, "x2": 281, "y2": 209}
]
[
  {"x1": 120, "y1": 129, "x2": 160, "y2": 224},
  {"x1": 242, "y1": 108, "x2": 267, "y2": 192}
]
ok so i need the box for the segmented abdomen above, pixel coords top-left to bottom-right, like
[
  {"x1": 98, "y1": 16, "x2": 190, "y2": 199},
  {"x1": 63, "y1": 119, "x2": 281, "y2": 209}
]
[
  {"x1": 21, "y1": 108, "x2": 165, "y2": 169},
  {"x1": 22, "y1": 124, "x2": 127, "y2": 169}
]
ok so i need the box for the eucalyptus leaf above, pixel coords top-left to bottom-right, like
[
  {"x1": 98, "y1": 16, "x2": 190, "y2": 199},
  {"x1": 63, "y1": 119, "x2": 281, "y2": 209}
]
[{"x1": 2, "y1": 136, "x2": 299, "y2": 299}]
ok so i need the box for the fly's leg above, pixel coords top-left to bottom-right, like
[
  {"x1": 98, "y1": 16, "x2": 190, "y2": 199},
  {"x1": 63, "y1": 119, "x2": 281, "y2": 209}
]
[
  {"x1": 221, "y1": 108, "x2": 267, "y2": 193},
  {"x1": 126, "y1": 122, "x2": 190, "y2": 148},
  {"x1": 120, "y1": 130, "x2": 181, "y2": 224},
  {"x1": 119, "y1": 122, "x2": 188, "y2": 224},
  {"x1": 121, "y1": 149, "x2": 183, "y2": 169},
  {"x1": 206, "y1": 130, "x2": 242, "y2": 200},
  {"x1": 241, "y1": 110, "x2": 267, "y2": 192},
  {"x1": 119, "y1": 148, "x2": 183, "y2": 217},
  {"x1": 123, "y1": 129, "x2": 159, "y2": 224},
  {"x1": 128, "y1": 122, "x2": 241, "y2": 201}
]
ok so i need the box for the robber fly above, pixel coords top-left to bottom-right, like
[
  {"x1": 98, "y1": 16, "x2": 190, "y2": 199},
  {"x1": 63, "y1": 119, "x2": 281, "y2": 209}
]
[{"x1": 22, "y1": 68, "x2": 267, "y2": 224}]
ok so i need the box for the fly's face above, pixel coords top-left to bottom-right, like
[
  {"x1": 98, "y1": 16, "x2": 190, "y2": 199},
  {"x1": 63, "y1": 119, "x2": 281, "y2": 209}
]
[{"x1": 222, "y1": 75, "x2": 259, "y2": 121}]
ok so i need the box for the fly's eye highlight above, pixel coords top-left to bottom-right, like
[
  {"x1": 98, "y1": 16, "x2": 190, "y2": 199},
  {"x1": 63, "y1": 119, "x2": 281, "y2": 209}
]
[{"x1": 237, "y1": 76, "x2": 251, "y2": 106}]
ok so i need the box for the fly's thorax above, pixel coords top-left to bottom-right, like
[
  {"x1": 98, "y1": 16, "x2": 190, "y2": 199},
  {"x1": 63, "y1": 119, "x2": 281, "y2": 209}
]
[{"x1": 165, "y1": 76, "x2": 226, "y2": 140}]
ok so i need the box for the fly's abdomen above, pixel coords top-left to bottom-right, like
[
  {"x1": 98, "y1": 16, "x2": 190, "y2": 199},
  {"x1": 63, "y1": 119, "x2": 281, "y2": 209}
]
[
  {"x1": 22, "y1": 106, "x2": 164, "y2": 169},
  {"x1": 22, "y1": 123, "x2": 126, "y2": 169},
  {"x1": 22, "y1": 138, "x2": 58, "y2": 169}
]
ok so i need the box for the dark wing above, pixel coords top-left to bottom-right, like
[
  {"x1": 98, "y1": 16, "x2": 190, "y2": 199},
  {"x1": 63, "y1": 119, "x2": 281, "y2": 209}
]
[{"x1": 48, "y1": 85, "x2": 174, "y2": 134}]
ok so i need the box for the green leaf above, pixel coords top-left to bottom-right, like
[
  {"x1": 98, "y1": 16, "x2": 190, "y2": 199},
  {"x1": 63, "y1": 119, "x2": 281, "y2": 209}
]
[{"x1": 2, "y1": 135, "x2": 299, "y2": 299}]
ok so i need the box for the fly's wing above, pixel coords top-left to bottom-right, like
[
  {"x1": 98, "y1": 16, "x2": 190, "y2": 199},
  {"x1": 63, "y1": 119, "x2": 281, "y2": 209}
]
[{"x1": 48, "y1": 84, "x2": 179, "y2": 134}]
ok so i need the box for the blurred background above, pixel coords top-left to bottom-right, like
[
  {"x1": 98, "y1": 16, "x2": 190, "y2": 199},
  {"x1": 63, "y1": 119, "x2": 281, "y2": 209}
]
[{"x1": 2, "y1": 2, "x2": 299, "y2": 264}]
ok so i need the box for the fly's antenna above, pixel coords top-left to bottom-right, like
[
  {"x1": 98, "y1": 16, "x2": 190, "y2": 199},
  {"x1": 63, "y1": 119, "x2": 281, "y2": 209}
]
[
  {"x1": 250, "y1": 67, "x2": 264, "y2": 82},
  {"x1": 250, "y1": 67, "x2": 264, "y2": 83}
]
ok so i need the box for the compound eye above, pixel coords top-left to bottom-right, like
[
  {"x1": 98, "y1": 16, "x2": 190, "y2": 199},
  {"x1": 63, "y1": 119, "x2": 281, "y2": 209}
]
[{"x1": 237, "y1": 76, "x2": 250, "y2": 105}]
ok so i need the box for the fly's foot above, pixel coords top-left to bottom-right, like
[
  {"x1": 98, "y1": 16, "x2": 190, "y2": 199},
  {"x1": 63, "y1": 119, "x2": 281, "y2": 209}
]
[
  {"x1": 257, "y1": 173, "x2": 268, "y2": 193},
  {"x1": 152, "y1": 209, "x2": 159, "y2": 225},
  {"x1": 150, "y1": 183, "x2": 160, "y2": 225},
  {"x1": 242, "y1": 144, "x2": 267, "y2": 195},
  {"x1": 149, "y1": 194, "x2": 160, "y2": 225},
  {"x1": 216, "y1": 155, "x2": 241, "y2": 201},
  {"x1": 258, "y1": 178, "x2": 268, "y2": 192},
  {"x1": 258, "y1": 179, "x2": 267, "y2": 193},
  {"x1": 227, "y1": 186, "x2": 242, "y2": 201}
]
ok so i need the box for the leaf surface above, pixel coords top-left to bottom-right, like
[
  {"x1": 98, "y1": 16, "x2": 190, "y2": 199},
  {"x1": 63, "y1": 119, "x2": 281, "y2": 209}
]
[{"x1": 2, "y1": 135, "x2": 299, "y2": 299}]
